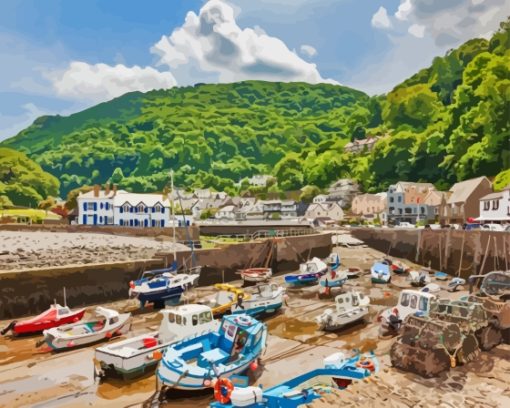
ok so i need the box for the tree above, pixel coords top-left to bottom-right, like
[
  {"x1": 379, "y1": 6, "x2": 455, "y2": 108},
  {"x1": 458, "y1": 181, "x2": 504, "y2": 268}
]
[
  {"x1": 110, "y1": 167, "x2": 125, "y2": 184},
  {"x1": 51, "y1": 204, "x2": 69, "y2": 218},
  {"x1": 65, "y1": 186, "x2": 93, "y2": 210},
  {"x1": 494, "y1": 169, "x2": 510, "y2": 191},
  {"x1": 0, "y1": 195, "x2": 13, "y2": 209},
  {"x1": 38, "y1": 196, "x2": 56, "y2": 214},
  {"x1": 299, "y1": 185, "x2": 322, "y2": 203}
]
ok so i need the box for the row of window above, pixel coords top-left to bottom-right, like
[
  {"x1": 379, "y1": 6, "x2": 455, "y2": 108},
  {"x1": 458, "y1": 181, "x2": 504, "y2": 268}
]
[
  {"x1": 120, "y1": 205, "x2": 165, "y2": 214},
  {"x1": 167, "y1": 311, "x2": 213, "y2": 326},
  {"x1": 483, "y1": 200, "x2": 500, "y2": 211},
  {"x1": 119, "y1": 219, "x2": 165, "y2": 227},
  {"x1": 388, "y1": 206, "x2": 426, "y2": 215}
]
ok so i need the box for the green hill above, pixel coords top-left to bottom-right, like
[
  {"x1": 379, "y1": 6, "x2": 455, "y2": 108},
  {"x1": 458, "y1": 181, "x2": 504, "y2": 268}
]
[{"x1": 1, "y1": 19, "x2": 509, "y2": 200}]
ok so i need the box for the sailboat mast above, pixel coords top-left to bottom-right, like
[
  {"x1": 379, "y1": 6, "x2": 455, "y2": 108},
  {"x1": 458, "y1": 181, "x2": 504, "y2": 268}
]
[{"x1": 170, "y1": 169, "x2": 176, "y2": 263}]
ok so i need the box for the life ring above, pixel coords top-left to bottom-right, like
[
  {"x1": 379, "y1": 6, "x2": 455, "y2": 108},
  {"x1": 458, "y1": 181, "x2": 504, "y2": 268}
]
[
  {"x1": 234, "y1": 315, "x2": 253, "y2": 326},
  {"x1": 214, "y1": 377, "x2": 234, "y2": 404},
  {"x1": 356, "y1": 358, "x2": 375, "y2": 372}
]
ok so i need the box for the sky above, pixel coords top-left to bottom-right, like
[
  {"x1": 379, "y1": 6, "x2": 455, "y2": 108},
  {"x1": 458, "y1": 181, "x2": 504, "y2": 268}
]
[{"x1": 1, "y1": 0, "x2": 509, "y2": 141}]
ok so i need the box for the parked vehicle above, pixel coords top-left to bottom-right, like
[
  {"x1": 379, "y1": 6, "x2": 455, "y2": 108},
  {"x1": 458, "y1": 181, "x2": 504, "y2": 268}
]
[
  {"x1": 378, "y1": 290, "x2": 436, "y2": 336},
  {"x1": 316, "y1": 292, "x2": 370, "y2": 331},
  {"x1": 95, "y1": 305, "x2": 218, "y2": 379},
  {"x1": 44, "y1": 307, "x2": 131, "y2": 350},
  {"x1": 156, "y1": 314, "x2": 267, "y2": 391},
  {"x1": 481, "y1": 223, "x2": 505, "y2": 232},
  {"x1": 395, "y1": 222, "x2": 414, "y2": 229}
]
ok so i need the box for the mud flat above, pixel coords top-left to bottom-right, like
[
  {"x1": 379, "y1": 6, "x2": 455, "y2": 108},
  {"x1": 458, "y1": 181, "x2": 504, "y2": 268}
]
[
  {"x1": 0, "y1": 241, "x2": 509, "y2": 407},
  {"x1": 0, "y1": 231, "x2": 189, "y2": 271}
]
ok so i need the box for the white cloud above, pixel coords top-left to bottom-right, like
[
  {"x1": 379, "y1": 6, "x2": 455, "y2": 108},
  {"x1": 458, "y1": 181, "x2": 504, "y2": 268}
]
[
  {"x1": 51, "y1": 62, "x2": 177, "y2": 103},
  {"x1": 395, "y1": 0, "x2": 413, "y2": 21},
  {"x1": 151, "y1": 0, "x2": 336, "y2": 84},
  {"x1": 371, "y1": 7, "x2": 392, "y2": 29},
  {"x1": 300, "y1": 44, "x2": 317, "y2": 58},
  {"x1": 408, "y1": 23, "x2": 426, "y2": 38}
]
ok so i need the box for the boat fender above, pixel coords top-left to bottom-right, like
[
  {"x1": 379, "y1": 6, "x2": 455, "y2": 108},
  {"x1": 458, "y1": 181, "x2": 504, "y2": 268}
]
[
  {"x1": 67, "y1": 340, "x2": 75, "y2": 348},
  {"x1": 153, "y1": 350, "x2": 163, "y2": 361},
  {"x1": 234, "y1": 316, "x2": 253, "y2": 326},
  {"x1": 249, "y1": 360, "x2": 258, "y2": 371},
  {"x1": 214, "y1": 378, "x2": 234, "y2": 404},
  {"x1": 355, "y1": 358, "x2": 375, "y2": 372}
]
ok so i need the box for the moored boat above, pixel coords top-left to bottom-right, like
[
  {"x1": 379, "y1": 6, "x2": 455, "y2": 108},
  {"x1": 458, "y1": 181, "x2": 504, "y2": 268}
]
[
  {"x1": 231, "y1": 283, "x2": 284, "y2": 317},
  {"x1": 129, "y1": 268, "x2": 200, "y2": 308},
  {"x1": 238, "y1": 267, "x2": 272, "y2": 283},
  {"x1": 44, "y1": 307, "x2": 131, "y2": 350},
  {"x1": 1, "y1": 296, "x2": 85, "y2": 336},
  {"x1": 199, "y1": 284, "x2": 247, "y2": 316},
  {"x1": 390, "y1": 260, "x2": 409, "y2": 274},
  {"x1": 316, "y1": 291, "x2": 370, "y2": 331},
  {"x1": 156, "y1": 314, "x2": 267, "y2": 391},
  {"x1": 319, "y1": 268, "x2": 348, "y2": 289},
  {"x1": 285, "y1": 257, "x2": 327, "y2": 286},
  {"x1": 370, "y1": 260, "x2": 391, "y2": 284},
  {"x1": 95, "y1": 305, "x2": 218, "y2": 379}
]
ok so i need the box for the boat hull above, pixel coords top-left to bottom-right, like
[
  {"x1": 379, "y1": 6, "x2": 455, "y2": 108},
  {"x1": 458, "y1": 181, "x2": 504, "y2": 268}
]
[
  {"x1": 285, "y1": 273, "x2": 321, "y2": 286},
  {"x1": 319, "y1": 308, "x2": 369, "y2": 331},
  {"x1": 132, "y1": 286, "x2": 184, "y2": 305},
  {"x1": 13, "y1": 309, "x2": 86, "y2": 335}
]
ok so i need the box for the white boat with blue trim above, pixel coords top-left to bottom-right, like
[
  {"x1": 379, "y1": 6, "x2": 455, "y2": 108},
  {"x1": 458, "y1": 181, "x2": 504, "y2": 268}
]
[
  {"x1": 156, "y1": 314, "x2": 267, "y2": 391},
  {"x1": 231, "y1": 283, "x2": 285, "y2": 317}
]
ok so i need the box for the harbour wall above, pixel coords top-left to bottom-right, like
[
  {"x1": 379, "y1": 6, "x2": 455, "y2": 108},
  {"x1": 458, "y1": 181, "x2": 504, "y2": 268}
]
[
  {"x1": 0, "y1": 233, "x2": 331, "y2": 319},
  {"x1": 351, "y1": 228, "x2": 509, "y2": 278}
]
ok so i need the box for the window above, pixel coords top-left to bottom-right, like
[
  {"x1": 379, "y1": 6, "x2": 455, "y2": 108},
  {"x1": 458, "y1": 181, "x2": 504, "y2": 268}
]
[
  {"x1": 410, "y1": 295, "x2": 417, "y2": 309},
  {"x1": 123, "y1": 204, "x2": 130, "y2": 213},
  {"x1": 405, "y1": 207, "x2": 412, "y2": 214},
  {"x1": 137, "y1": 204, "x2": 145, "y2": 213},
  {"x1": 484, "y1": 201, "x2": 490, "y2": 211},
  {"x1": 492, "y1": 200, "x2": 499, "y2": 210},
  {"x1": 199, "y1": 311, "x2": 212, "y2": 324},
  {"x1": 420, "y1": 207, "x2": 425, "y2": 214},
  {"x1": 400, "y1": 293, "x2": 410, "y2": 307},
  {"x1": 109, "y1": 316, "x2": 119, "y2": 324},
  {"x1": 176, "y1": 314, "x2": 182, "y2": 325},
  {"x1": 168, "y1": 313, "x2": 175, "y2": 323},
  {"x1": 99, "y1": 216, "x2": 103, "y2": 223},
  {"x1": 398, "y1": 196, "x2": 402, "y2": 203},
  {"x1": 100, "y1": 203, "x2": 104, "y2": 210},
  {"x1": 192, "y1": 315, "x2": 198, "y2": 326},
  {"x1": 120, "y1": 220, "x2": 124, "y2": 226},
  {"x1": 419, "y1": 297, "x2": 429, "y2": 312}
]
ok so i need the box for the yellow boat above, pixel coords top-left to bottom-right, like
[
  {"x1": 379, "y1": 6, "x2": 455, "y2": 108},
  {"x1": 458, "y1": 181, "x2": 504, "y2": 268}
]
[{"x1": 199, "y1": 284, "x2": 248, "y2": 316}]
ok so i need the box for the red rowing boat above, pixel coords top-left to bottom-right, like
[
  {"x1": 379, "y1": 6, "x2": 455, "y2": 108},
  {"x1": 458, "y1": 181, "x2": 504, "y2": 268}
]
[
  {"x1": 238, "y1": 267, "x2": 272, "y2": 282},
  {"x1": 2, "y1": 303, "x2": 85, "y2": 336}
]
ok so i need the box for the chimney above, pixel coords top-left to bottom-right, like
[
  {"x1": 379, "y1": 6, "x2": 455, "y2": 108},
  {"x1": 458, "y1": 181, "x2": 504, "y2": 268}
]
[
  {"x1": 105, "y1": 183, "x2": 110, "y2": 196},
  {"x1": 113, "y1": 184, "x2": 117, "y2": 197},
  {"x1": 93, "y1": 184, "x2": 100, "y2": 198}
]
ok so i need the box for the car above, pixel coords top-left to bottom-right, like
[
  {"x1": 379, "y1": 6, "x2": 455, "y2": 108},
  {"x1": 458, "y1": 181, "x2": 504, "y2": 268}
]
[
  {"x1": 481, "y1": 224, "x2": 505, "y2": 232},
  {"x1": 424, "y1": 224, "x2": 441, "y2": 230},
  {"x1": 395, "y1": 222, "x2": 415, "y2": 229},
  {"x1": 463, "y1": 223, "x2": 481, "y2": 231}
]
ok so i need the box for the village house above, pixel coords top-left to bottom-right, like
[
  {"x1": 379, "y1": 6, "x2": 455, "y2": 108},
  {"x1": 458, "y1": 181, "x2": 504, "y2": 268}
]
[
  {"x1": 312, "y1": 194, "x2": 328, "y2": 204},
  {"x1": 77, "y1": 185, "x2": 183, "y2": 227},
  {"x1": 327, "y1": 179, "x2": 360, "y2": 208},
  {"x1": 215, "y1": 205, "x2": 237, "y2": 220},
  {"x1": 351, "y1": 193, "x2": 387, "y2": 221},
  {"x1": 478, "y1": 185, "x2": 510, "y2": 224},
  {"x1": 247, "y1": 174, "x2": 273, "y2": 187},
  {"x1": 423, "y1": 190, "x2": 450, "y2": 217},
  {"x1": 305, "y1": 202, "x2": 344, "y2": 221},
  {"x1": 386, "y1": 181, "x2": 437, "y2": 225},
  {"x1": 260, "y1": 200, "x2": 297, "y2": 219},
  {"x1": 343, "y1": 136, "x2": 381, "y2": 154},
  {"x1": 440, "y1": 176, "x2": 492, "y2": 224}
]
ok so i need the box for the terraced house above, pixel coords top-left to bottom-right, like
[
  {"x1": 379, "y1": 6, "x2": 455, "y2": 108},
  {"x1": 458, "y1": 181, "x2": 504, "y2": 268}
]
[
  {"x1": 77, "y1": 185, "x2": 174, "y2": 227},
  {"x1": 385, "y1": 182, "x2": 437, "y2": 225}
]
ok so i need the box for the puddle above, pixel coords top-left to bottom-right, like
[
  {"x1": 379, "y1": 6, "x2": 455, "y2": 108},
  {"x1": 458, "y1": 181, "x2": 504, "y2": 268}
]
[
  {"x1": 97, "y1": 372, "x2": 155, "y2": 400},
  {"x1": 267, "y1": 315, "x2": 320, "y2": 344}
]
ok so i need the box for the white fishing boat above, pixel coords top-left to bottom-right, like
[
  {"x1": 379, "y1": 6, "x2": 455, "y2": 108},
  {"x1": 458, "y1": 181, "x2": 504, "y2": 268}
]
[
  {"x1": 316, "y1": 292, "x2": 370, "y2": 331},
  {"x1": 95, "y1": 305, "x2": 218, "y2": 379},
  {"x1": 285, "y1": 257, "x2": 328, "y2": 286},
  {"x1": 43, "y1": 307, "x2": 131, "y2": 350},
  {"x1": 408, "y1": 270, "x2": 431, "y2": 287},
  {"x1": 231, "y1": 283, "x2": 285, "y2": 317}
]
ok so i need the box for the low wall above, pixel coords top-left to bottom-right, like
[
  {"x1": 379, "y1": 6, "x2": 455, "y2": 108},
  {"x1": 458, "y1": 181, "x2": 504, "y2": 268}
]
[
  {"x1": 351, "y1": 228, "x2": 509, "y2": 278},
  {"x1": 0, "y1": 233, "x2": 331, "y2": 319},
  {"x1": 0, "y1": 224, "x2": 199, "y2": 241},
  {"x1": 198, "y1": 223, "x2": 312, "y2": 236}
]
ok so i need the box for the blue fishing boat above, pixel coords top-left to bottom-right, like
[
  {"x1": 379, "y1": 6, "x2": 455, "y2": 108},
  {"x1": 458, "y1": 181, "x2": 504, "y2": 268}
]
[
  {"x1": 156, "y1": 314, "x2": 267, "y2": 391},
  {"x1": 319, "y1": 256, "x2": 347, "y2": 288},
  {"x1": 231, "y1": 284, "x2": 285, "y2": 317},
  {"x1": 370, "y1": 260, "x2": 391, "y2": 284},
  {"x1": 129, "y1": 267, "x2": 200, "y2": 308},
  {"x1": 209, "y1": 351, "x2": 378, "y2": 408},
  {"x1": 285, "y1": 258, "x2": 327, "y2": 286}
]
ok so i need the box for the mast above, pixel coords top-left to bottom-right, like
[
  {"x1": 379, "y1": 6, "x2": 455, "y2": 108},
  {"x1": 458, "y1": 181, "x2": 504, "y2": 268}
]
[{"x1": 170, "y1": 169, "x2": 177, "y2": 266}]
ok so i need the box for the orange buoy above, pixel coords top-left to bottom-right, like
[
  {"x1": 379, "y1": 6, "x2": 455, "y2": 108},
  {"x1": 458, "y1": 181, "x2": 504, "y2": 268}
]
[{"x1": 214, "y1": 378, "x2": 234, "y2": 404}]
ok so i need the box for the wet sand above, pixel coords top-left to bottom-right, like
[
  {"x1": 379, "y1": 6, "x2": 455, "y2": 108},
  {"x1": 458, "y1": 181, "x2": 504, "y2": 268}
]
[{"x1": 0, "y1": 242, "x2": 509, "y2": 407}]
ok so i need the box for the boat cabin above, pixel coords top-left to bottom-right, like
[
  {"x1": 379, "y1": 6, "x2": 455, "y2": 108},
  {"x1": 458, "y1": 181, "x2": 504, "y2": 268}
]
[
  {"x1": 334, "y1": 292, "x2": 367, "y2": 313},
  {"x1": 249, "y1": 283, "x2": 279, "y2": 299},
  {"x1": 300, "y1": 257, "x2": 327, "y2": 274},
  {"x1": 159, "y1": 305, "x2": 215, "y2": 343},
  {"x1": 396, "y1": 290, "x2": 435, "y2": 317}
]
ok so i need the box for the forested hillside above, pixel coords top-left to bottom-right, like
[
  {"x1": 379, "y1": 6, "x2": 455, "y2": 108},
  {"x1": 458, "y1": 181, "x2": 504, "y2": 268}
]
[{"x1": 1, "y1": 19, "x2": 509, "y2": 202}]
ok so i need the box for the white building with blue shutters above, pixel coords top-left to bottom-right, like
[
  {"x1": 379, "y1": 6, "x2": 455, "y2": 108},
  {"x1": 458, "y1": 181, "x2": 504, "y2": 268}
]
[{"x1": 76, "y1": 186, "x2": 191, "y2": 227}]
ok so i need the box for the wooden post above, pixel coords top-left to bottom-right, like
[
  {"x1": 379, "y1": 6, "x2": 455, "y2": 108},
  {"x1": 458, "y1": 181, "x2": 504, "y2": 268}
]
[
  {"x1": 438, "y1": 234, "x2": 442, "y2": 271},
  {"x1": 493, "y1": 236, "x2": 498, "y2": 271},
  {"x1": 222, "y1": 269, "x2": 225, "y2": 284},
  {"x1": 505, "y1": 235, "x2": 509, "y2": 272},
  {"x1": 479, "y1": 235, "x2": 491, "y2": 275},
  {"x1": 457, "y1": 231, "x2": 466, "y2": 277}
]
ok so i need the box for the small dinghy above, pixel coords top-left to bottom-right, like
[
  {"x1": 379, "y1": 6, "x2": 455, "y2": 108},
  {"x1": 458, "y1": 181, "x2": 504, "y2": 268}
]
[
  {"x1": 316, "y1": 291, "x2": 370, "y2": 331},
  {"x1": 231, "y1": 283, "x2": 285, "y2": 317},
  {"x1": 200, "y1": 284, "x2": 247, "y2": 317},
  {"x1": 285, "y1": 257, "x2": 328, "y2": 286},
  {"x1": 447, "y1": 277, "x2": 466, "y2": 292},
  {"x1": 371, "y1": 261, "x2": 391, "y2": 284},
  {"x1": 1, "y1": 290, "x2": 85, "y2": 336},
  {"x1": 238, "y1": 267, "x2": 272, "y2": 283},
  {"x1": 209, "y1": 351, "x2": 377, "y2": 408},
  {"x1": 408, "y1": 270, "x2": 431, "y2": 287},
  {"x1": 129, "y1": 267, "x2": 200, "y2": 308},
  {"x1": 346, "y1": 267, "x2": 362, "y2": 279},
  {"x1": 390, "y1": 260, "x2": 409, "y2": 274},
  {"x1": 434, "y1": 271, "x2": 448, "y2": 281},
  {"x1": 157, "y1": 314, "x2": 267, "y2": 391},
  {"x1": 44, "y1": 307, "x2": 131, "y2": 350},
  {"x1": 95, "y1": 305, "x2": 218, "y2": 379}
]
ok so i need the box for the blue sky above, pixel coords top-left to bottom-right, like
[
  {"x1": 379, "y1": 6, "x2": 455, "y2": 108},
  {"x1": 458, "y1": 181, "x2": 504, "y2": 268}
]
[{"x1": 1, "y1": 0, "x2": 508, "y2": 141}]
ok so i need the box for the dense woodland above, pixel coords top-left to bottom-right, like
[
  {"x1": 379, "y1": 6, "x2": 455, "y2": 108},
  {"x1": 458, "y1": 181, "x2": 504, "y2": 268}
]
[{"x1": 1, "y1": 19, "x2": 509, "y2": 207}]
